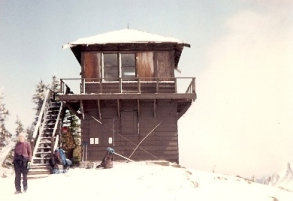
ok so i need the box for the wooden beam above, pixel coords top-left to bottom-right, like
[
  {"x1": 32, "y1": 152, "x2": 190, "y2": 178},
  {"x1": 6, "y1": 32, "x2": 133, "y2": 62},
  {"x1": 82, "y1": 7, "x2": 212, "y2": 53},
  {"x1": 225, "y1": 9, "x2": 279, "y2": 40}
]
[
  {"x1": 91, "y1": 116, "x2": 102, "y2": 124},
  {"x1": 58, "y1": 93, "x2": 196, "y2": 101},
  {"x1": 64, "y1": 102, "x2": 82, "y2": 119},
  {"x1": 137, "y1": 99, "x2": 140, "y2": 136},
  {"x1": 153, "y1": 99, "x2": 157, "y2": 118},
  {"x1": 128, "y1": 122, "x2": 162, "y2": 159}
]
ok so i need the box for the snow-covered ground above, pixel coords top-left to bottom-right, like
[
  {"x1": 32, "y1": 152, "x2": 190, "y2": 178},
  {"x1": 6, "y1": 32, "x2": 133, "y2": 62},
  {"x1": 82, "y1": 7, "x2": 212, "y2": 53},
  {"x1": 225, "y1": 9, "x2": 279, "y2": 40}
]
[
  {"x1": 0, "y1": 161, "x2": 292, "y2": 201},
  {"x1": 258, "y1": 162, "x2": 293, "y2": 192}
]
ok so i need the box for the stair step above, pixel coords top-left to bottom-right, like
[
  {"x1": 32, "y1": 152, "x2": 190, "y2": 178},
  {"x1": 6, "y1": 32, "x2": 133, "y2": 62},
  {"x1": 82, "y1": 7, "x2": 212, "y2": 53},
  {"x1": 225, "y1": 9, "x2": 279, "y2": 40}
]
[
  {"x1": 35, "y1": 151, "x2": 51, "y2": 154},
  {"x1": 34, "y1": 154, "x2": 50, "y2": 157},
  {"x1": 46, "y1": 116, "x2": 57, "y2": 118},
  {"x1": 29, "y1": 169, "x2": 51, "y2": 175},
  {"x1": 37, "y1": 146, "x2": 51, "y2": 148},
  {"x1": 48, "y1": 110, "x2": 59, "y2": 113},
  {"x1": 30, "y1": 165, "x2": 50, "y2": 168},
  {"x1": 28, "y1": 174, "x2": 49, "y2": 179},
  {"x1": 38, "y1": 142, "x2": 51, "y2": 144},
  {"x1": 33, "y1": 158, "x2": 50, "y2": 160},
  {"x1": 32, "y1": 162, "x2": 49, "y2": 165}
]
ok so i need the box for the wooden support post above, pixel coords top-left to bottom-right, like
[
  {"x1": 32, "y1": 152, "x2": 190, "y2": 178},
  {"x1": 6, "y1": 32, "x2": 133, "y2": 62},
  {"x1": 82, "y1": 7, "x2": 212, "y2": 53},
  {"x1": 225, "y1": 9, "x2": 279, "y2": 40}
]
[
  {"x1": 97, "y1": 100, "x2": 102, "y2": 119},
  {"x1": 137, "y1": 99, "x2": 140, "y2": 136},
  {"x1": 117, "y1": 99, "x2": 120, "y2": 117},
  {"x1": 80, "y1": 100, "x2": 84, "y2": 119},
  {"x1": 112, "y1": 118, "x2": 115, "y2": 146},
  {"x1": 153, "y1": 99, "x2": 157, "y2": 118},
  {"x1": 137, "y1": 99, "x2": 140, "y2": 116}
]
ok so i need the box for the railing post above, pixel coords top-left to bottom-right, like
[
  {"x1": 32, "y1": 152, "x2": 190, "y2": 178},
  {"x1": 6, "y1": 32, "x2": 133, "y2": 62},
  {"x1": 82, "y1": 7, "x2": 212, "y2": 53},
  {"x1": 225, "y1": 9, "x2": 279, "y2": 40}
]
[
  {"x1": 81, "y1": 78, "x2": 84, "y2": 94},
  {"x1": 138, "y1": 78, "x2": 141, "y2": 93},
  {"x1": 192, "y1": 78, "x2": 196, "y2": 93},
  {"x1": 83, "y1": 78, "x2": 86, "y2": 94},
  {"x1": 60, "y1": 79, "x2": 63, "y2": 94},
  {"x1": 99, "y1": 78, "x2": 102, "y2": 93},
  {"x1": 119, "y1": 77, "x2": 122, "y2": 93},
  {"x1": 156, "y1": 78, "x2": 159, "y2": 93},
  {"x1": 174, "y1": 77, "x2": 177, "y2": 93}
]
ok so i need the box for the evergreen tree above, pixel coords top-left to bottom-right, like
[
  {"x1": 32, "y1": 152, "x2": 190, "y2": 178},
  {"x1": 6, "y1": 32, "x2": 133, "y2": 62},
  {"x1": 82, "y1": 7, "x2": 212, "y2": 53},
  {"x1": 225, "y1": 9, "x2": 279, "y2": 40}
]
[
  {"x1": 15, "y1": 116, "x2": 24, "y2": 136},
  {"x1": 0, "y1": 91, "x2": 9, "y2": 143},
  {"x1": 32, "y1": 80, "x2": 48, "y2": 114},
  {"x1": 26, "y1": 125, "x2": 34, "y2": 142},
  {"x1": 63, "y1": 110, "x2": 81, "y2": 144},
  {"x1": 50, "y1": 75, "x2": 60, "y2": 93}
]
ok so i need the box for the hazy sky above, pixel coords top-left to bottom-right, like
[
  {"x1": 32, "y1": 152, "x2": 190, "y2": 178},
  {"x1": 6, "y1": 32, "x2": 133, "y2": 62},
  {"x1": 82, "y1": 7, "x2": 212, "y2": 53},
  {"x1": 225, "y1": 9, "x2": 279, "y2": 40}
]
[{"x1": 0, "y1": 0, "x2": 292, "y2": 177}]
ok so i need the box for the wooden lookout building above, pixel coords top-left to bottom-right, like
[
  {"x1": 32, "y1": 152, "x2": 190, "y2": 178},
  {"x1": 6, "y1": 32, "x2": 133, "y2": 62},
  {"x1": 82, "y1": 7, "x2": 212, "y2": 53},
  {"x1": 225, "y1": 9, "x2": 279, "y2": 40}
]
[{"x1": 58, "y1": 29, "x2": 196, "y2": 163}]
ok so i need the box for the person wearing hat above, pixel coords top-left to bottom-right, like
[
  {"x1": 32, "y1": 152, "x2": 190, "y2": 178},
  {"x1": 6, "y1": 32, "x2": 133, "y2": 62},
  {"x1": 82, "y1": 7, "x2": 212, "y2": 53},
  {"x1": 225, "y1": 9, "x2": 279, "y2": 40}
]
[{"x1": 13, "y1": 132, "x2": 32, "y2": 194}]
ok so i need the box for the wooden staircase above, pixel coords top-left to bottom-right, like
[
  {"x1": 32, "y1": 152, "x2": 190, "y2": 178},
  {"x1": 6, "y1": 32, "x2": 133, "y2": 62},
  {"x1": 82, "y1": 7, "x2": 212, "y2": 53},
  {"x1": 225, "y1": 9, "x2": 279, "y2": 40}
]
[{"x1": 28, "y1": 90, "x2": 63, "y2": 179}]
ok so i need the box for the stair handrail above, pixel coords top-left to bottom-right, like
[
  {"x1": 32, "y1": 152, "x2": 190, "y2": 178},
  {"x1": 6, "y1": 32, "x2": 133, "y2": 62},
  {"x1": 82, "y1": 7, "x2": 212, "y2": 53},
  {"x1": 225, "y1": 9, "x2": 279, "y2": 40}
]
[
  {"x1": 52, "y1": 102, "x2": 63, "y2": 152},
  {"x1": 32, "y1": 89, "x2": 51, "y2": 140}
]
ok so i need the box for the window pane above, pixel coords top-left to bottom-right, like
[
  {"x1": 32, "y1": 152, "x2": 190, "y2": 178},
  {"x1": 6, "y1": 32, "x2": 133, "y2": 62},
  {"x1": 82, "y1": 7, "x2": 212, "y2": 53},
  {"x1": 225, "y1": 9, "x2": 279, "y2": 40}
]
[
  {"x1": 104, "y1": 54, "x2": 118, "y2": 67},
  {"x1": 122, "y1": 54, "x2": 135, "y2": 80},
  {"x1": 105, "y1": 67, "x2": 119, "y2": 81},
  {"x1": 104, "y1": 54, "x2": 118, "y2": 80},
  {"x1": 121, "y1": 54, "x2": 135, "y2": 67},
  {"x1": 122, "y1": 67, "x2": 136, "y2": 80}
]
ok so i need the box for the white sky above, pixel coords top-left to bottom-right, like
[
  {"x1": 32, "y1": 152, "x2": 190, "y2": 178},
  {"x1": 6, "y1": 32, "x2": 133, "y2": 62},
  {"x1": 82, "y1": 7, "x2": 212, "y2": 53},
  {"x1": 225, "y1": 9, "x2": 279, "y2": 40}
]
[{"x1": 179, "y1": 0, "x2": 293, "y2": 177}]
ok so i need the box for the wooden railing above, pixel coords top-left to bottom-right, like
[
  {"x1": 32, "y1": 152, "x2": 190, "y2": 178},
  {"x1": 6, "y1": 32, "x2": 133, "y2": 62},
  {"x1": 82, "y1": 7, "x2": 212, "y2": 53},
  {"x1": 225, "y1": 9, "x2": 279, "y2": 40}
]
[
  {"x1": 59, "y1": 77, "x2": 196, "y2": 95},
  {"x1": 52, "y1": 102, "x2": 63, "y2": 152},
  {"x1": 31, "y1": 89, "x2": 52, "y2": 164}
]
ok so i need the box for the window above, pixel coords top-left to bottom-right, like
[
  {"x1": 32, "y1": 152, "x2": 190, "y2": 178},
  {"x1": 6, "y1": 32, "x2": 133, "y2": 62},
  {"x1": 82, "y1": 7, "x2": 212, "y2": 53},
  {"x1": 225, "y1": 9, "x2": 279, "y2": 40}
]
[
  {"x1": 103, "y1": 53, "x2": 136, "y2": 81},
  {"x1": 104, "y1": 54, "x2": 119, "y2": 81},
  {"x1": 121, "y1": 54, "x2": 136, "y2": 80},
  {"x1": 108, "y1": 137, "x2": 113, "y2": 144}
]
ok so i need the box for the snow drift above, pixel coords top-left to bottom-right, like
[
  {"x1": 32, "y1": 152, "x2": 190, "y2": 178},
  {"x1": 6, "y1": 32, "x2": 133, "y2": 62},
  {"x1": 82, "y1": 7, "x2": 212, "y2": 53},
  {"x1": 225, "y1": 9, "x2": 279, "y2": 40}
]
[{"x1": 0, "y1": 161, "x2": 292, "y2": 201}]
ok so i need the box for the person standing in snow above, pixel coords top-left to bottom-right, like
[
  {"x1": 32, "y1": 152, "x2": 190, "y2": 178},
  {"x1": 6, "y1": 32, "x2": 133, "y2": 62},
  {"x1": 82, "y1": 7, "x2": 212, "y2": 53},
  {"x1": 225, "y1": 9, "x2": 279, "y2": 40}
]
[{"x1": 13, "y1": 132, "x2": 32, "y2": 194}]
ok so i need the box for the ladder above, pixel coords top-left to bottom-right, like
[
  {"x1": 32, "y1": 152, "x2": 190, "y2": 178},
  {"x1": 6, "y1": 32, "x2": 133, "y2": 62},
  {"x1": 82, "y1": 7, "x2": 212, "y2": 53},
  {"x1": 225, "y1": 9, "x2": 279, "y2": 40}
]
[{"x1": 28, "y1": 90, "x2": 63, "y2": 179}]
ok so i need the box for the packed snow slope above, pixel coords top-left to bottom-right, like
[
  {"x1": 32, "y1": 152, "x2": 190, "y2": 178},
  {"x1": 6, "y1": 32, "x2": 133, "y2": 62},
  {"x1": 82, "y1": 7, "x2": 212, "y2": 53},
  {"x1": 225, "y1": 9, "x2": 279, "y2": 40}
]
[{"x1": 0, "y1": 162, "x2": 292, "y2": 201}]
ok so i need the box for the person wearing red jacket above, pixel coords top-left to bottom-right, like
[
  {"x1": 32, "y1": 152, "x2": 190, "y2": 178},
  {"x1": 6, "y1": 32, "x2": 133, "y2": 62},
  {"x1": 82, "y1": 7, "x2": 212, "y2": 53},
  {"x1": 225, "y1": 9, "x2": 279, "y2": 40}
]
[{"x1": 13, "y1": 132, "x2": 32, "y2": 194}]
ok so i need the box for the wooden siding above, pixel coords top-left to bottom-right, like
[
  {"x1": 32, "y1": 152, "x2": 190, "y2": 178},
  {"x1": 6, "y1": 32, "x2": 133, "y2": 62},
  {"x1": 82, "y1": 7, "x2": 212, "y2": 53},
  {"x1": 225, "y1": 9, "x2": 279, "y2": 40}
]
[
  {"x1": 82, "y1": 52, "x2": 101, "y2": 80},
  {"x1": 136, "y1": 52, "x2": 154, "y2": 80},
  {"x1": 156, "y1": 51, "x2": 175, "y2": 79},
  {"x1": 81, "y1": 100, "x2": 179, "y2": 163}
]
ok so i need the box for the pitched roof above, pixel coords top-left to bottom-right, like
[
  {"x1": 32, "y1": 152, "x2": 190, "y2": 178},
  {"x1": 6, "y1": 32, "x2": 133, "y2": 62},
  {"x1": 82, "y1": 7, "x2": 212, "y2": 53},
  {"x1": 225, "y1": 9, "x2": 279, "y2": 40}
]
[{"x1": 63, "y1": 29, "x2": 190, "y2": 48}]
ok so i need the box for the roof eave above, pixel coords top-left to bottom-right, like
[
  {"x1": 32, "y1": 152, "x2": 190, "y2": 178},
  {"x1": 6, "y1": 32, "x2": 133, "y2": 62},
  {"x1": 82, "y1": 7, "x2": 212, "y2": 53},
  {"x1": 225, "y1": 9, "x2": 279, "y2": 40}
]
[{"x1": 63, "y1": 42, "x2": 190, "y2": 49}]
